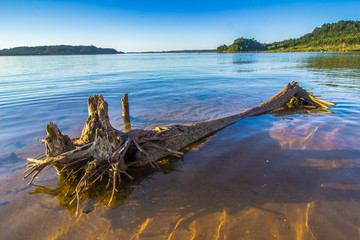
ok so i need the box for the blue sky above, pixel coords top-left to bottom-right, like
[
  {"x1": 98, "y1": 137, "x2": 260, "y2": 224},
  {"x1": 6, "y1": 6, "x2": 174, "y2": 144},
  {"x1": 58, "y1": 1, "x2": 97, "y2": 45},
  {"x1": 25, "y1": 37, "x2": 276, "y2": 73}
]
[{"x1": 0, "y1": 0, "x2": 359, "y2": 52}]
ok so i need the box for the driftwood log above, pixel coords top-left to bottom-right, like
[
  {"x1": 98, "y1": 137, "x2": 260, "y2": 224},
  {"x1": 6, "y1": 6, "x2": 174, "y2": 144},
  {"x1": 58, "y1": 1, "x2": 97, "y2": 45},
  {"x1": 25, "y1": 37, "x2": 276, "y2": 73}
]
[{"x1": 24, "y1": 81, "x2": 335, "y2": 215}]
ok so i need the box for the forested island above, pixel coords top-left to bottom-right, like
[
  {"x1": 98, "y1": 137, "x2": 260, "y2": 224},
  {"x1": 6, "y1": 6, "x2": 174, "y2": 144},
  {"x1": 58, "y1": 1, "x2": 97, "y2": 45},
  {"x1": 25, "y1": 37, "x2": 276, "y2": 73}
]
[
  {"x1": 218, "y1": 20, "x2": 360, "y2": 53},
  {"x1": 0, "y1": 45, "x2": 123, "y2": 56}
]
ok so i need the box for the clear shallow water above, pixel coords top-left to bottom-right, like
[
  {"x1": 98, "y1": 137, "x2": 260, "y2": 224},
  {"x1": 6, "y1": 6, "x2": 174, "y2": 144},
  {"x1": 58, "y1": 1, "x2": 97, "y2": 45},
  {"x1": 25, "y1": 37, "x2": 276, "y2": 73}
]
[{"x1": 0, "y1": 53, "x2": 360, "y2": 239}]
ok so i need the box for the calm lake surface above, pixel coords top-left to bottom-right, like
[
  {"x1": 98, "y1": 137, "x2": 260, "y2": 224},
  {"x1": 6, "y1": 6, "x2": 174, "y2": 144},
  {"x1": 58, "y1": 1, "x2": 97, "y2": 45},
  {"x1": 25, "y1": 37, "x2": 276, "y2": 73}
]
[{"x1": 0, "y1": 53, "x2": 359, "y2": 239}]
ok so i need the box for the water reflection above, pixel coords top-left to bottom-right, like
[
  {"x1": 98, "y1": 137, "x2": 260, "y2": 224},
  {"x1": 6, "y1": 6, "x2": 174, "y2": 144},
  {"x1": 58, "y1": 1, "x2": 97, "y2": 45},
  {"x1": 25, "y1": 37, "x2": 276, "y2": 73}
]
[
  {"x1": 232, "y1": 54, "x2": 258, "y2": 73},
  {"x1": 27, "y1": 131, "x2": 214, "y2": 217},
  {"x1": 306, "y1": 53, "x2": 360, "y2": 70},
  {"x1": 29, "y1": 157, "x2": 180, "y2": 216},
  {"x1": 269, "y1": 104, "x2": 359, "y2": 152},
  {"x1": 268, "y1": 105, "x2": 333, "y2": 117},
  {"x1": 304, "y1": 53, "x2": 360, "y2": 89}
]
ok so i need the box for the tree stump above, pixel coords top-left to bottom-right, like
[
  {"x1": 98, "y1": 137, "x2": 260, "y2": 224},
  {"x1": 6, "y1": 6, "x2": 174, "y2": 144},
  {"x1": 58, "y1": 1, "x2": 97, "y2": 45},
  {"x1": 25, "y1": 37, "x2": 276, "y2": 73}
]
[{"x1": 24, "y1": 81, "x2": 335, "y2": 215}]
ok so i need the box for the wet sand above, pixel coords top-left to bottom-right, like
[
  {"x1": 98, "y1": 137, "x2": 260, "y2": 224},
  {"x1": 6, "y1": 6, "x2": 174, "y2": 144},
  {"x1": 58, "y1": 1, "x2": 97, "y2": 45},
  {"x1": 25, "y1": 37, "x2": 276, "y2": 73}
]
[{"x1": 1, "y1": 113, "x2": 359, "y2": 240}]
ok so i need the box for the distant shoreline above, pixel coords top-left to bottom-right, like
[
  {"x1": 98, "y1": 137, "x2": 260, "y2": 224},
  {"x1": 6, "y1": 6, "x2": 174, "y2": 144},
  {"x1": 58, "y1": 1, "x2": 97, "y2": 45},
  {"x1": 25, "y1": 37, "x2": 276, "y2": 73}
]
[
  {"x1": 0, "y1": 53, "x2": 125, "y2": 57},
  {"x1": 1, "y1": 50, "x2": 358, "y2": 57},
  {"x1": 0, "y1": 45, "x2": 123, "y2": 56},
  {"x1": 1, "y1": 46, "x2": 359, "y2": 57},
  {"x1": 126, "y1": 49, "x2": 217, "y2": 54}
]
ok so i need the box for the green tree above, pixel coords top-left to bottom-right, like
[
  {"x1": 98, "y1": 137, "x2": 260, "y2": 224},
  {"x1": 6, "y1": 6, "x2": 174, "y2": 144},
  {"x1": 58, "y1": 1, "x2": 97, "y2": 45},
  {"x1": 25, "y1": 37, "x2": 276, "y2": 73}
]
[
  {"x1": 226, "y1": 38, "x2": 266, "y2": 52},
  {"x1": 217, "y1": 44, "x2": 228, "y2": 53}
]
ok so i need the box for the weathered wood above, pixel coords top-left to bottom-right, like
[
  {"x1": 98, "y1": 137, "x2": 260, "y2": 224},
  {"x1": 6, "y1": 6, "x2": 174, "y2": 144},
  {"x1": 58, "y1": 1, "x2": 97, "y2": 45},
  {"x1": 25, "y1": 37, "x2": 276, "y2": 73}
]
[
  {"x1": 121, "y1": 93, "x2": 131, "y2": 132},
  {"x1": 79, "y1": 95, "x2": 116, "y2": 144},
  {"x1": 24, "y1": 81, "x2": 335, "y2": 214},
  {"x1": 45, "y1": 122, "x2": 76, "y2": 158},
  {"x1": 121, "y1": 93, "x2": 130, "y2": 117}
]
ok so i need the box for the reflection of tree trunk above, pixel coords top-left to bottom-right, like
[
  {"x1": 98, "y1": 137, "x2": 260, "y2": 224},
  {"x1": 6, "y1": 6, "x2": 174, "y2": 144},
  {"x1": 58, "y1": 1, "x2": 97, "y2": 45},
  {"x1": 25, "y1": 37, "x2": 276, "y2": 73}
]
[{"x1": 24, "y1": 81, "x2": 335, "y2": 215}]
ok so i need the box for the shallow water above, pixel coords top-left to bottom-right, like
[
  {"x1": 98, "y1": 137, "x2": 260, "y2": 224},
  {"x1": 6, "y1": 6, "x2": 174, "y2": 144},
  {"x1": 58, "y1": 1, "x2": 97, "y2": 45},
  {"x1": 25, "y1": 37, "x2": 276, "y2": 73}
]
[{"x1": 0, "y1": 52, "x2": 359, "y2": 239}]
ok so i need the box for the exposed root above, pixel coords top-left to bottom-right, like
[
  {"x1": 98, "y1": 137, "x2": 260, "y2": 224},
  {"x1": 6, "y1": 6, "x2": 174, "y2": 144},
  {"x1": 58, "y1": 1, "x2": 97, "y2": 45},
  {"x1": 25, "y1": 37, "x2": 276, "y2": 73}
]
[
  {"x1": 287, "y1": 86, "x2": 336, "y2": 110},
  {"x1": 24, "y1": 82, "x2": 335, "y2": 215},
  {"x1": 25, "y1": 128, "x2": 183, "y2": 215}
]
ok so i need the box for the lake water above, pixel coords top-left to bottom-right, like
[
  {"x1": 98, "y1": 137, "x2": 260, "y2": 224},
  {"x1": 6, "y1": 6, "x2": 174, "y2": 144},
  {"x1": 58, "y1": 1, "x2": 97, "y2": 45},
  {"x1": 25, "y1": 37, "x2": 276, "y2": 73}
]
[{"x1": 0, "y1": 53, "x2": 359, "y2": 239}]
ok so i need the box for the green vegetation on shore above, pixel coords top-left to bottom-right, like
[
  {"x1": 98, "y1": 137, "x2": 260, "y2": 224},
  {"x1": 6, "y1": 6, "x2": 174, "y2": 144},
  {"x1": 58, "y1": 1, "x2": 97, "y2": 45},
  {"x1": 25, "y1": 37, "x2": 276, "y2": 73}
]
[
  {"x1": 218, "y1": 38, "x2": 267, "y2": 52},
  {"x1": 218, "y1": 20, "x2": 360, "y2": 53},
  {"x1": 0, "y1": 45, "x2": 122, "y2": 56}
]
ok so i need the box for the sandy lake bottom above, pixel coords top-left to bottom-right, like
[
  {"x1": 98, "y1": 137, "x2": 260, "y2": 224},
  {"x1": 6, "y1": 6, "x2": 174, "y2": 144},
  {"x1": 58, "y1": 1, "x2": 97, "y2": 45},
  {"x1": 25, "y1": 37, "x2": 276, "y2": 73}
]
[{"x1": 0, "y1": 53, "x2": 359, "y2": 239}]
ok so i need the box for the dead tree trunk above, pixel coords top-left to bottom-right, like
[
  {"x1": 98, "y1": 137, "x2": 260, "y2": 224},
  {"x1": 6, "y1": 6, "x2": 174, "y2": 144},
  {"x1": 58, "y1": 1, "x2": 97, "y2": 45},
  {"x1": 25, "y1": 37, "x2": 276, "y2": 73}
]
[
  {"x1": 122, "y1": 93, "x2": 131, "y2": 132},
  {"x1": 24, "y1": 81, "x2": 335, "y2": 214}
]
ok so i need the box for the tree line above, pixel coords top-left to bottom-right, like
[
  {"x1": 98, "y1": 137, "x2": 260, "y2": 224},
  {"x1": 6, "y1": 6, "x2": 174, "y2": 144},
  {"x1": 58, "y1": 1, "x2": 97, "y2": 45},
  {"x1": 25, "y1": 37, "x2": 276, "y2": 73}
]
[
  {"x1": 0, "y1": 45, "x2": 122, "y2": 56},
  {"x1": 218, "y1": 20, "x2": 360, "y2": 53}
]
